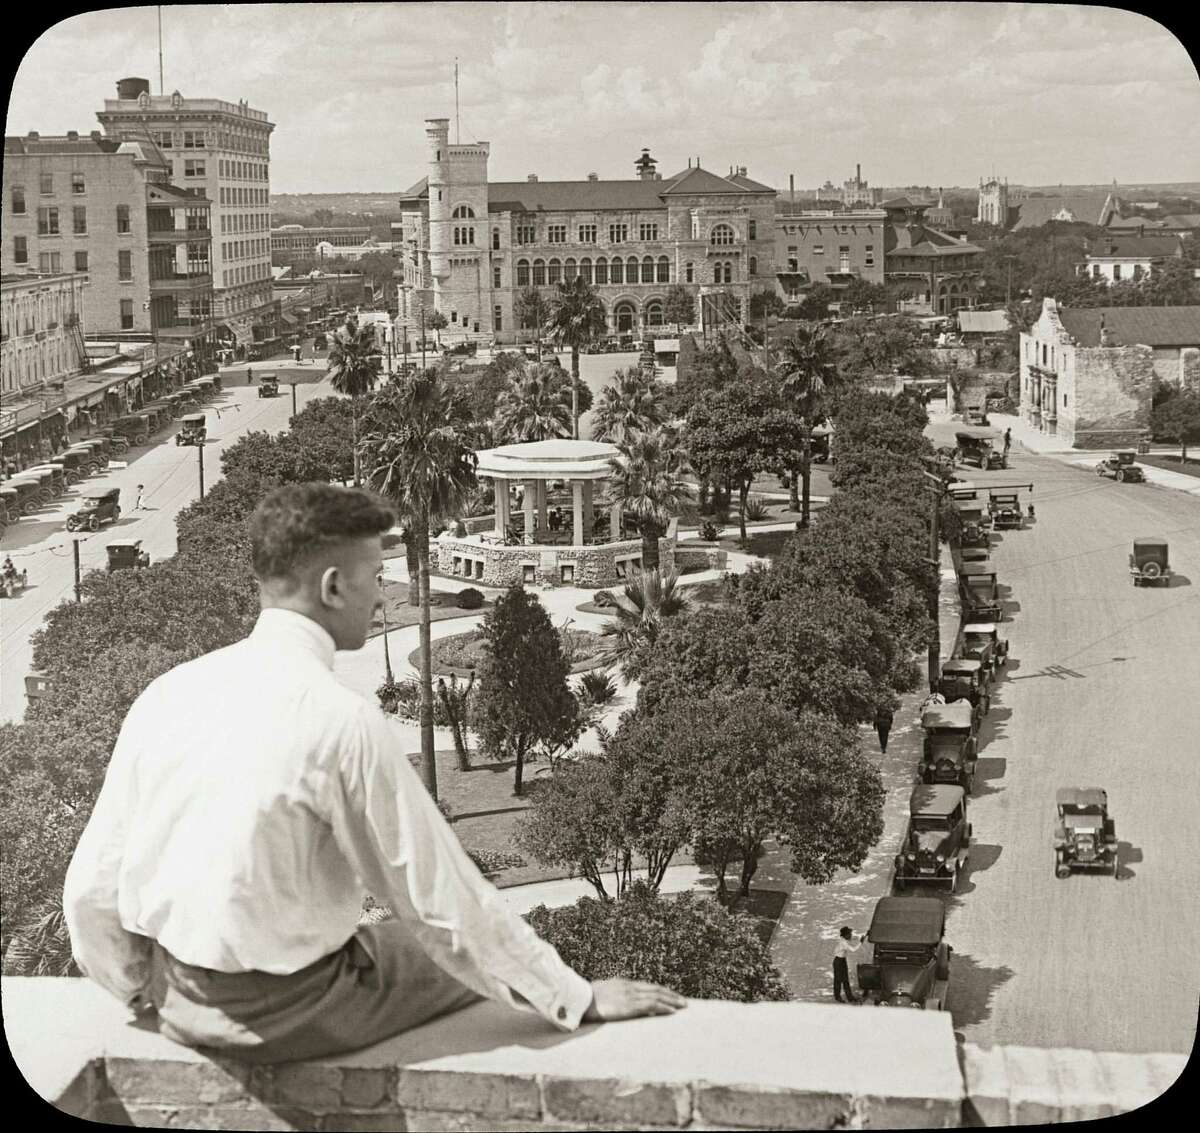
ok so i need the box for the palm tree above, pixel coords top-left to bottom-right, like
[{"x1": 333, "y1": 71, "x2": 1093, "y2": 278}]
[
  {"x1": 774, "y1": 324, "x2": 844, "y2": 527},
  {"x1": 493, "y1": 363, "x2": 573, "y2": 443},
  {"x1": 607, "y1": 427, "x2": 686, "y2": 571},
  {"x1": 362, "y1": 372, "x2": 478, "y2": 800},
  {"x1": 599, "y1": 569, "x2": 689, "y2": 680},
  {"x1": 545, "y1": 276, "x2": 608, "y2": 439},
  {"x1": 591, "y1": 367, "x2": 666, "y2": 444},
  {"x1": 513, "y1": 286, "x2": 550, "y2": 361},
  {"x1": 326, "y1": 317, "x2": 382, "y2": 486}
]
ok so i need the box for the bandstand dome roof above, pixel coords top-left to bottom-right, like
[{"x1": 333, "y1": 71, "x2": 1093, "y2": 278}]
[{"x1": 475, "y1": 438, "x2": 620, "y2": 481}]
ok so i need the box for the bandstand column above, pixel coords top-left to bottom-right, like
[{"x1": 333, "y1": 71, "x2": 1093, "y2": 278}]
[
  {"x1": 494, "y1": 479, "x2": 510, "y2": 536},
  {"x1": 537, "y1": 480, "x2": 548, "y2": 533},
  {"x1": 572, "y1": 480, "x2": 584, "y2": 546},
  {"x1": 610, "y1": 498, "x2": 622, "y2": 541},
  {"x1": 522, "y1": 480, "x2": 536, "y2": 538},
  {"x1": 583, "y1": 481, "x2": 595, "y2": 542}
]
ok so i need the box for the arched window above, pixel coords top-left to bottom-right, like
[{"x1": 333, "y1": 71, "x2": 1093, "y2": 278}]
[
  {"x1": 641, "y1": 256, "x2": 654, "y2": 283},
  {"x1": 710, "y1": 223, "x2": 735, "y2": 246},
  {"x1": 749, "y1": 255, "x2": 757, "y2": 275},
  {"x1": 595, "y1": 257, "x2": 608, "y2": 284},
  {"x1": 656, "y1": 255, "x2": 670, "y2": 283},
  {"x1": 713, "y1": 263, "x2": 722, "y2": 284},
  {"x1": 564, "y1": 258, "x2": 578, "y2": 282},
  {"x1": 610, "y1": 258, "x2": 623, "y2": 284},
  {"x1": 645, "y1": 300, "x2": 664, "y2": 326},
  {"x1": 516, "y1": 259, "x2": 530, "y2": 287},
  {"x1": 580, "y1": 257, "x2": 593, "y2": 284},
  {"x1": 627, "y1": 256, "x2": 639, "y2": 282},
  {"x1": 452, "y1": 205, "x2": 476, "y2": 218},
  {"x1": 615, "y1": 301, "x2": 637, "y2": 334},
  {"x1": 533, "y1": 258, "x2": 546, "y2": 286},
  {"x1": 548, "y1": 258, "x2": 562, "y2": 284}
]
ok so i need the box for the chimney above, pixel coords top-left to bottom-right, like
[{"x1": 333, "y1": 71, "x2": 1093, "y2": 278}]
[
  {"x1": 789, "y1": 174, "x2": 795, "y2": 204},
  {"x1": 856, "y1": 162, "x2": 861, "y2": 184},
  {"x1": 738, "y1": 166, "x2": 747, "y2": 178},
  {"x1": 687, "y1": 158, "x2": 691, "y2": 169},
  {"x1": 526, "y1": 173, "x2": 538, "y2": 183},
  {"x1": 586, "y1": 172, "x2": 598, "y2": 182},
  {"x1": 90, "y1": 130, "x2": 102, "y2": 141},
  {"x1": 66, "y1": 130, "x2": 79, "y2": 141},
  {"x1": 26, "y1": 130, "x2": 39, "y2": 140}
]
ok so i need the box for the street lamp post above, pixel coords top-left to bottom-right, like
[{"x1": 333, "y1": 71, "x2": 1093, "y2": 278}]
[{"x1": 198, "y1": 435, "x2": 205, "y2": 499}]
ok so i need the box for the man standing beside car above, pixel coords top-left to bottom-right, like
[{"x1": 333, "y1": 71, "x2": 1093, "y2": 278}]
[
  {"x1": 832, "y1": 926, "x2": 865, "y2": 1004},
  {"x1": 64, "y1": 483, "x2": 685, "y2": 1063}
]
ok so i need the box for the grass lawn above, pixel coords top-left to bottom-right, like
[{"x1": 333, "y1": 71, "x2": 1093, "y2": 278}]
[
  {"x1": 724, "y1": 888, "x2": 789, "y2": 949},
  {"x1": 712, "y1": 526, "x2": 797, "y2": 561},
  {"x1": 410, "y1": 626, "x2": 611, "y2": 678},
  {"x1": 1138, "y1": 452, "x2": 1200, "y2": 480},
  {"x1": 367, "y1": 578, "x2": 491, "y2": 639}
]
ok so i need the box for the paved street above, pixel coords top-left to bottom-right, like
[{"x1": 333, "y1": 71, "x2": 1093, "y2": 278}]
[
  {"x1": 923, "y1": 427, "x2": 1200, "y2": 1053},
  {"x1": 0, "y1": 373, "x2": 333, "y2": 724}
]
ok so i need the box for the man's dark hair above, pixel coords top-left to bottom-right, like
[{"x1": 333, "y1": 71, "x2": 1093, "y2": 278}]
[
  {"x1": 249, "y1": 483, "x2": 395, "y2": 581},
  {"x1": 839, "y1": 926, "x2": 853, "y2": 940}
]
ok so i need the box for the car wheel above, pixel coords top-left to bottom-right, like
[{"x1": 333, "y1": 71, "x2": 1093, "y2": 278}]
[
  {"x1": 1056, "y1": 858, "x2": 1072, "y2": 879},
  {"x1": 1096, "y1": 465, "x2": 1105, "y2": 476},
  {"x1": 87, "y1": 514, "x2": 99, "y2": 532},
  {"x1": 1116, "y1": 469, "x2": 1125, "y2": 482},
  {"x1": 894, "y1": 875, "x2": 906, "y2": 892},
  {"x1": 66, "y1": 517, "x2": 77, "y2": 532}
]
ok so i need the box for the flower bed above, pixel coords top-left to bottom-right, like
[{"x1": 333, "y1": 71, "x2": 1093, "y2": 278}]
[{"x1": 416, "y1": 626, "x2": 610, "y2": 677}]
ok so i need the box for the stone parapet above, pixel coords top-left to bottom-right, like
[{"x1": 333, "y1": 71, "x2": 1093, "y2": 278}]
[
  {"x1": 7, "y1": 978, "x2": 1186, "y2": 1128},
  {"x1": 436, "y1": 533, "x2": 674, "y2": 588}
]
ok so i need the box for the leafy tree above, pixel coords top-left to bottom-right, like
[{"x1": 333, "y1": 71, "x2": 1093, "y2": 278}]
[
  {"x1": 471, "y1": 587, "x2": 583, "y2": 795},
  {"x1": 326, "y1": 317, "x2": 383, "y2": 484},
  {"x1": 774, "y1": 322, "x2": 848, "y2": 523},
  {"x1": 425, "y1": 309, "x2": 448, "y2": 345},
  {"x1": 545, "y1": 276, "x2": 608, "y2": 438},
  {"x1": 590, "y1": 367, "x2": 666, "y2": 444},
  {"x1": 513, "y1": 286, "x2": 551, "y2": 359},
  {"x1": 607, "y1": 427, "x2": 687, "y2": 571},
  {"x1": 663, "y1": 284, "x2": 697, "y2": 327},
  {"x1": 1147, "y1": 249, "x2": 1200, "y2": 306},
  {"x1": 598, "y1": 569, "x2": 689, "y2": 680},
  {"x1": 312, "y1": 207, "x2": 334, "y2": 226},
  {"x1": 636, "y1": 605, "x2": 755, "y2": 715},
  {"x1": 447, "y1": 351, "x2": 525, "y2": 422},
  {"x1": 492, "y1": 363, "x2": 573, "y2": 443},
  {"x1": 668, "y1": 335, "x2": 740, "y2": 418},
  {"x1": 362, "y1": 371, "x2": 479, "y2": 799},
  {"x1": 526, "y1": 884, "x2": 790, "y2": 1002},
  {"x1": 749, "y1": 290, "x2": 786, "y2": 321},
  {"x1": 287, "y1": 395, "x2": 358, "y2": 484},
  {"x1": 1151, "y1": 389, "x2": 1200, "y2": 460}
]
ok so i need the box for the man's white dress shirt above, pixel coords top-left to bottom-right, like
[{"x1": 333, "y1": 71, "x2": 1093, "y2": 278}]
[
  {"x1": 832, "y1": 937, "x2": 862, "y2": 962},
  {"x1": 63, "y1": 608, "x2": 593, "y2": 1031}
]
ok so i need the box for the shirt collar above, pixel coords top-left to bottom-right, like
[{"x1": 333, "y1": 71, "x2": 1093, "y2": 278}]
[{"x1": 251, "y1": 608, "x2": 337, "y2": 670}]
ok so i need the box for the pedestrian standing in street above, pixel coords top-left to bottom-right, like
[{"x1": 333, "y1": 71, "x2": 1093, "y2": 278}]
[
  {"x1": 874, "y1": 702, "x2": 895, "y2": 754},
  {"x1": 62, "y1": 483, "x2": 685, "y2": 1064},
  {"x1": 832, "y1": 927, "x2": 864, "y2": 1003},
  {"x1": 134, "y1": 484, "x2": 145, "y2": 511},
  {"x1": 1003, "y1": 427, "x2": 1012, "y2": 455},
  {"x1": 291, "y1": 343, "x2": 302, "y2": 364},
  {"x1": 247, "y1": 367, "x2": 255, "y2": 386}
]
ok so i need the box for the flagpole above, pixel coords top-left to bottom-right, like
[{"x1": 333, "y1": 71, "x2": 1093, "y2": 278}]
[{"x1": 157, "y1": 7, "x2": 164, "y2": 94}]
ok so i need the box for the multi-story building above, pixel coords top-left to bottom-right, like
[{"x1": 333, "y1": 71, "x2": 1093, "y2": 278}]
[
  {"x1": 1076, "y1": 233, "x2": 1186, "y2": 284},
  {"x1": 2, "y1": 130, "x2": 212, "y2": 347},
  {"x1": 271, "y1": 224, "x2": 373, "y2": 265},
  {"x1": 773, "y1": 206, "x2": 887, "y2": 302},
  {"x1": 976, "y1": 177, "x2": 1029, "y2": 226},
  {"x1": 395, "y1": 120, "x2": 777, "y2": 342},
  {"x1": 95, "y1": 77, "x2": 274, "y2": 348},
  {"x1": 842, "y1": 164, "x2": 880, "y2": 207},
  {"x1": 882, "y1": 198, "x2": 984, "y2": 315},
  {"x1": 1, "y1": 272, "x2": 87, "y2": 397}
]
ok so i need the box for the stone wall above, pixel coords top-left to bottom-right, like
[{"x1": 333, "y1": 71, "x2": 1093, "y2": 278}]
[
  {"x1": 1064, "y1": 343, "x2": 1153, "y2": 449},
  {"x1": 436, "y1": 533, "x2": 672, "y2": 588},
  {"x1": 948, "y1": 370, "x2": 1016, "y2": 413},
  {"x1": 7, "y1": 979, "x2": 1186, "y2": 1130},
  {"x1": 674, "y1": 544, "x2": 728, "y2": 573}
]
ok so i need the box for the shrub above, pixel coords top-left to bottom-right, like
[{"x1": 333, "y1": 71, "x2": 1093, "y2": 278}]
[
  {"x1": 593, "y1": 589, "x2": 617, "y2": 608},
  {"x1": 743, "y1": 495, "x2": 771, "y2": 522},
  {"x1": 456, "y1": 587, "x2": 485, "y2": 609},
  {"x1": 579, "y1": 670, "x2": 617, "y2": 705},
  {"x1": 526, "y1": 882, "x2": 789, "y2": 1002},
  {"x1": 699, "y1": 520, "x2": 721, "y2": 542},
  {"x1": 376, "y1": 678, "x2": 476, "y2": 726}
]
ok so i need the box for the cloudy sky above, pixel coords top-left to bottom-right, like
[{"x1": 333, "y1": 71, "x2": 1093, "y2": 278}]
[{"x1": 8, "y1": 3, "x2": 1199, "y2": 194}]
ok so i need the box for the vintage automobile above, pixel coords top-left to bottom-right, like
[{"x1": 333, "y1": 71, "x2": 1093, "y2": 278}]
[
  {"x1": 106, "y1": 539, "x2": 150, "y2": 572},
  {"x1": 258, "y1": 375, "x2": 280, "y2": 398},
  {"x1": 0, "y1": 486, "x2": 22, "y2": 523},
  {"x1": 446, "y1": 341, "x2": 478, "y2": 357},
  {"x1": 12, "y1": 471, "x2": 56, "y2": 506},
  {"x1": 811, "y1": 425, "x2": 833, "y2": 464},
  {"x1": 959, "y1": 561, "x2": 1003, "y2": 622},
  {"x1": 959, "y1": 546, "x2": 990, "y2": 565},
  {"x1": 71, "y1": 439, "x2": 112, "y2": 469},
  {"x1": 1055, "y1": 788, "x2": 1118, "y2": 878},
  {"x1": 959, "y1": 622, "x2": 1009, "y2": 677},
  {"x1": 918, "y1": 704, "x2": 979, "y2": 793},
  {"x1": 856, "y1": 897, "x2": 952, "y2": 1010},
  {"x1": 1, "y1": 559, "x2": 30, "y2": 598},
  {"x1": 988, "y1": 491, "x2": 1023, "y2": 530},
  {"x1": 955, "y1": 429, "x2": 1006, "y2": 470},
  {"x1": 6, "y1": 479, "x2": 45, "y2": 515},
  {"x1": 1095, "y1": 450, "x2": 1145, "y2": 483},
  {"x1": 111, "y1": 415, "x2": 150, "y2": 447},
  {"x1": 67, "y1": 488, "x2": 121, "y2": 532},
  {"x1": 48, "y1": 450, "x2": 90, "y2": 485},
  {"x1": 24, "y1": 672, "x2": 54, "y2": 704},
  {"x1": 210, "y1": 373, "x2": 223, "y2": 393},
  {"x1": 938, "y1": 658, "x2": 991, "y2": 726},
  {"x1": 137, "y1": 408, "x2": 166, "y2": 435},
  {"x1": 175, "y1": 413, "x2": 208, "y2": 447},
  {"x1": 25, "y1": 465, "x2": 68, "y2": 498},
  {"x1": 953, "y1": 500, "x2": 992, "y2": 551},
  {"x1": 947, "y1": 481, "x2": 978, "y2": 502},
  {"x1": 96, "y1": 428, "x2": 131, "y2": 454},
  {"x1": 1129, "y1": 537, "x2": 1173, "y2": 587},
  {"x1": 965, "y1": 405, "x2": 990, "y2": 426}
]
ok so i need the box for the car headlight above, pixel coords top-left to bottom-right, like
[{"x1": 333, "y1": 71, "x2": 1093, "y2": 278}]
[
  {"x1": 936, "y1": 854, "x2": 946, "y2": 863},
  {"x1": 912, "y1": 1000, "x2": 924, "y2": 1008},
  {"x1": 906, "y1": 853, "x2": 916, "y2": 861}
]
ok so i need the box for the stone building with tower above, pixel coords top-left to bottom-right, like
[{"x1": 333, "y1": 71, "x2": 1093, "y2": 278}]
[{"x1": 394, "y1": 118, "x2": 777, "y2": 343}]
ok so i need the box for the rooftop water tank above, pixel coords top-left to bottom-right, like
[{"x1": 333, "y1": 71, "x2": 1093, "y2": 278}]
[{"x1": 117, "y1": 77, "x2": 151, "y2": 100}]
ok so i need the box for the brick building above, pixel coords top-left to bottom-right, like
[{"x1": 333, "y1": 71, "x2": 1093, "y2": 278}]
[
  {"x1": 95, "y1": 77, "x2": 275, "y2": 349},
  {"x1": 271, "y1": 224, "x2": 373, "y2": 266},
  {"x1": 882, "y1": 198, "x2": 984, "y2": 315},
  {"x1": 841, "y1": 163, "x2": 880, "y2": 207},
  {"x1": 772, "y1": 206, "x2": 886, "y2": 302},
  {"x1": 0, "y1": 272, "x2": 87, "y2": 397},
  {"x1": 395, "y1": 119, "x2": 777, "y2": 343},
  {"x1": 2, "y1": 131, "x2": 212, "y2": 348}
]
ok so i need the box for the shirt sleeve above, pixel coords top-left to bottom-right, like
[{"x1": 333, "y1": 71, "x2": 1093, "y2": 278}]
[
  {"x1": 324, "y1": 707, "x2": 594, "y2": 1032},
  {"x1": 62, "y1": 684, "x2": 155, "y2": 1013}
]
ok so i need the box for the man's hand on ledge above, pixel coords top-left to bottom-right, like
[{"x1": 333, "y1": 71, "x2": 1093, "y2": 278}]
[{"x1": 582, "y1": 979, "x2": 687, "y2": 1022}]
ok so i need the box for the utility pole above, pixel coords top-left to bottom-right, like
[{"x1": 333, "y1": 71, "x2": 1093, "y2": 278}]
[
  {"x1": 289, "y1": 382, "x2": 298, "y2": 422},
  {"x1": 382, "y1": 603, "x2": 394, "y2": 684},
  {"x1": 198, "y1": 438, "x2": 205, "y2": 499},
  {"x1": 921, "y1": 469, "x2": 946, "y2": 693},
  {"x1": 73, "y1": 537, "x2": 82, "y2": 602},
  {"x1": 157, "y1": 6, "x2": 164, "y2": 95},
  {"x1": 421, "y1": 309, "x2": 427, "y2": 371}
]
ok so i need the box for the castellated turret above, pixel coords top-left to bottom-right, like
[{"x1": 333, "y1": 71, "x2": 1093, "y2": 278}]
[{"x1": 426, "y1": 118, "x2": 451, "y2": 282}]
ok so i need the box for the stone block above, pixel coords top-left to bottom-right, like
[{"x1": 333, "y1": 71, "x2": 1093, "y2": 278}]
[
  {"x1": 396, "y1": 1069, "x2": 540, "y2": 1120},
  {"x1": 269, "y1": 1063, "x2": 343, "y2": 1110},
  {"x1": 121, "y1": 1103, "x2": 320, "y2": 1130},
  {"x1": 695, "y1": 1084, "x2": 857, "y2": 1129},
  {"x1": 322, "y1": 1114, "x2": 408, "y2": 1132},
  {"x1": 341, "y1": 1067, "x2": 396, "y2": 1110},
  {"x1": 405, "y1": 1112, "x2": 572, "y2": 1133},
  {"x1": 541, "y1": 1076, "x2": 690, "y2": 1126},
  {"x1": 105, "y1": 1056, "x2": 252, "y2": 1106}
]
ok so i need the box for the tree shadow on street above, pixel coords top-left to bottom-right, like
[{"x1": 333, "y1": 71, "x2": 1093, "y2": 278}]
[
  {"x1": 953, "y1": 842, "x2": 1002, "y2": 897},
  {"x1": 1167, "y1": 574, "x2": 1191, "y2": 588},
  {"x1": 972, "y1": 756, "x2": 1007, "y2": 799},
  {"x1": 949, "y1": 951, "x2": 1016, "y2": 1032},
  {"x1": 1116, "y1": 842, "x2": 1143, "y2": 881}
]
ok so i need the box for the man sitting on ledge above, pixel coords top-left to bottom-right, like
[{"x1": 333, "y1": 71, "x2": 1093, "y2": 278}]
[{"x1": 64, "y1": 483, "x2": 685, "y2": 1063}]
